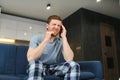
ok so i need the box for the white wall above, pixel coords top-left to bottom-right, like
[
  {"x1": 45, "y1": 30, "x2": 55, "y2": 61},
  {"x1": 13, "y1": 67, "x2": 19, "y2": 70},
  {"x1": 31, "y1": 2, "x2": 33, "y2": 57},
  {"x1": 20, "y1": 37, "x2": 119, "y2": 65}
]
[{"x1": 0, "y1": 13, "x2": 46, "y2": 41}]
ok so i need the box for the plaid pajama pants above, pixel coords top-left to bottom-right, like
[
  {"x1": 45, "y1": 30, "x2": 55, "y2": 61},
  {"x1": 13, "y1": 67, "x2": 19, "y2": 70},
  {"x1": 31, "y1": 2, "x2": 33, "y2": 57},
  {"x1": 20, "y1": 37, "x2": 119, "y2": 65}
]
[{"x1": 27, "y1": 60, "x2": 80, "y2": 80}]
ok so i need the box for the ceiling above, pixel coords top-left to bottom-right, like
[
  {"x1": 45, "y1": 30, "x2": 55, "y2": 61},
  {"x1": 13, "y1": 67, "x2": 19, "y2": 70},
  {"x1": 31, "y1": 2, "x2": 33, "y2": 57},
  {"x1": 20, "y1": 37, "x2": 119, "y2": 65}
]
[{"x1": 0, "y1": 0, "x2": 120, "y2": 21}]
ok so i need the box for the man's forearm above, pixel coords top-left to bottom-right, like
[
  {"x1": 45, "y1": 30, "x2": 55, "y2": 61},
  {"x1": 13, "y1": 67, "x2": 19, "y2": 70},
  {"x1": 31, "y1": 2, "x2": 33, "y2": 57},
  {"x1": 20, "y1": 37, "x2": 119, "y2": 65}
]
[
  {"x1": 27, "y1": 40, "x2": 48, "y2": 62},
  {"x1": 62, "y1": 37, "x2": 74, "y2": 61}
]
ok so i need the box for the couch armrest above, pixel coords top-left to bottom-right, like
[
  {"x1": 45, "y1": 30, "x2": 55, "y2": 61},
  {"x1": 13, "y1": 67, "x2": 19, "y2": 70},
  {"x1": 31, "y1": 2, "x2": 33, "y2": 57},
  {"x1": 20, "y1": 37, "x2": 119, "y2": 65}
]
[{"x1": 77, "y1": 61, "x2": 103, "y2": 79}]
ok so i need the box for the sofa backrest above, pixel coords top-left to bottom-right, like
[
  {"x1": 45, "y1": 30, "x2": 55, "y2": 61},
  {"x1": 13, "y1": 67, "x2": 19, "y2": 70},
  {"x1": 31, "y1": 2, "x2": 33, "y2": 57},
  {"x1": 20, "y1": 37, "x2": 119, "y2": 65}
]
[
  {"x1": 16, "y1": 45, "x2": 29, "y2": 75},
  {"x1": 0, "y1": 43, "x2": 29, "y2": 75},
  {"x1": 0, "y1": 43, "x2": 16, "y2": 74}
]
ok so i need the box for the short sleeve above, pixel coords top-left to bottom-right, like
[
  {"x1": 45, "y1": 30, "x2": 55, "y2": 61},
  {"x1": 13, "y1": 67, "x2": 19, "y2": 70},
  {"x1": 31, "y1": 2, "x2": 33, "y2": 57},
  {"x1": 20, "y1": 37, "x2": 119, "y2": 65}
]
[{"x1": 29, "y1": 34, "x2": 44, "y2": 48}]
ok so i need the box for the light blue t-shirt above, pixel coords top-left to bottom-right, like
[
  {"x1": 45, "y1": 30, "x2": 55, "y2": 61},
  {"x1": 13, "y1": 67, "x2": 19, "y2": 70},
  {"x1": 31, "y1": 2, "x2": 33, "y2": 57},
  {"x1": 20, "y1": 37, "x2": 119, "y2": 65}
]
[{"x1": 29, "y1": 34, "x2": 63, "y2": 64}]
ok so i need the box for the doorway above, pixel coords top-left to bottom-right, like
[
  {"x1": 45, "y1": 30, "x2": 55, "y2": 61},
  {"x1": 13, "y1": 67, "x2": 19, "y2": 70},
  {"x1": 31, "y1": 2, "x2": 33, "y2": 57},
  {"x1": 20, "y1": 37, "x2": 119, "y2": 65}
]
[{"x1": 100, "y1": 23, "x2": 119, "y2": 80}]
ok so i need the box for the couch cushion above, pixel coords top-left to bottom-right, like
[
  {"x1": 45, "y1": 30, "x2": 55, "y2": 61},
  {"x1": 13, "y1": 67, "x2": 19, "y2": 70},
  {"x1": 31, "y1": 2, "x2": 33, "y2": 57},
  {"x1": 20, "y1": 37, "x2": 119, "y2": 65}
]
[
  {"x1": 0, "y1": 44, "x2": 16, "y2": 74},
  {"x1": 16, "y1": 45, "x2": 29, "y2": 75},
  {"x1": 0, "y1": 74, "x2": 26, "y2": 80},
  {"x1": 44, "y1": 75, "x2": 61, "y2": 80},
  {"x1": 80, "y1": 72, "x2": 95, "y2": 79}
]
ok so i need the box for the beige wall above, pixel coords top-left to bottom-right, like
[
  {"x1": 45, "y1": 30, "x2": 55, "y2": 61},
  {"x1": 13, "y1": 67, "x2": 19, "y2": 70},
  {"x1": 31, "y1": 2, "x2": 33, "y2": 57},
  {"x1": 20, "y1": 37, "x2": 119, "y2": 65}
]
[{"x1": 0, "y1": 13, "x2": 46, "y2": 41}]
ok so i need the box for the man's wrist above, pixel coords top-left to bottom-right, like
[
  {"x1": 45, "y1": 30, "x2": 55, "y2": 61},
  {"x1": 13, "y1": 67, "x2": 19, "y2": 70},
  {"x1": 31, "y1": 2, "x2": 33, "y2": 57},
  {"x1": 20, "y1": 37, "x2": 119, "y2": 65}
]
[
  {"x1": 62, "y1": 36, "x2": 67, "y2": 41},
  {"x1": 43, "y1": 38, "x2": 49, "y2": 43}
]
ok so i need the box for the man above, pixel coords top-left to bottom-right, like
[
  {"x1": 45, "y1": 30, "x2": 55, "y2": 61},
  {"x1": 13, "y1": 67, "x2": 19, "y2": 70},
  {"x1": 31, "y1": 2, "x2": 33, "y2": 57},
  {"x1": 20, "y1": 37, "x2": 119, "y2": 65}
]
[{"x1": 27, "y1": 15, "x2": 80, "y2": 80}]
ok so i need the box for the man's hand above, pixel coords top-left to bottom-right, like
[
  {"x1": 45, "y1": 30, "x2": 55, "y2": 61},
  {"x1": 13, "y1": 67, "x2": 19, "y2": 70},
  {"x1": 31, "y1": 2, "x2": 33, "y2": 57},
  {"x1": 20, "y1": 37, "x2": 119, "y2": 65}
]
[
  {"x1": 60, "y1": 25, "x2": 67, "y2": 39},
  {"x1": 44, "y1": 31, "x2": 54, "y2": 42}
]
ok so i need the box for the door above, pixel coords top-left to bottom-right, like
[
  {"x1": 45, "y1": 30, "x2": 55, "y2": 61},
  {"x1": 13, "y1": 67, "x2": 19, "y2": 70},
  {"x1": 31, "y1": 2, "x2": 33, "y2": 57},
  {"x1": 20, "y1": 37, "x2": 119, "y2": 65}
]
[{"x1": 100, "y1": 23, "x2": 119, "y2": 80}]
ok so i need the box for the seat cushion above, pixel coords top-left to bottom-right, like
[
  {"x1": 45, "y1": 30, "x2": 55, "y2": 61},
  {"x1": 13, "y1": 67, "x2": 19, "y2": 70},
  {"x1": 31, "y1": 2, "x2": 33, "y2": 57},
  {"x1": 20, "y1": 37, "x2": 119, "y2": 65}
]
[
  {"x1": 0, "y1": 44, "x2": 16, "y2": 74},
  {"x1": 16, "y1": 45, "x2": 29, "y2": 75},
  {"x1": 0, "y1": 74, "x2": 26, "y2": 80},
  {"x1": 44, "y1": 75, "x2": 62, "y2": 80},
  {"x1": 80, "y1": 72, "x2": 95, "y2": 79}
]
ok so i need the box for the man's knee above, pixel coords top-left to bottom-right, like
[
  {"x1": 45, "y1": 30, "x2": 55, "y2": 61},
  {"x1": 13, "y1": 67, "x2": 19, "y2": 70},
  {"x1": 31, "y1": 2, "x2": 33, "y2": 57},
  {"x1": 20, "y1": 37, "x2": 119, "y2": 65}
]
[
  {"x1": 67, "y1": 61, "x2": 80, "y2": 69},
  {"x1": 28, "y1": 60, "x2": 43, "y2": 72},
  {"x1": 27, "y1": 60, "x2": 44, "y2": 80}
]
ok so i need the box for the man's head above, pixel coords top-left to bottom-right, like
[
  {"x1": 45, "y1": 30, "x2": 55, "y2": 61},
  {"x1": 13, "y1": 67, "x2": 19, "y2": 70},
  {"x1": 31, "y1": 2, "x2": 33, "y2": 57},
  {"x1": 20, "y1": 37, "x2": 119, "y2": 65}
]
[
  {"x1": 47, "y1": 15, "x2": 62, "y2": 24},
  {"x1": 46, "y1": 15, "x2": 62, "y2": 37}
]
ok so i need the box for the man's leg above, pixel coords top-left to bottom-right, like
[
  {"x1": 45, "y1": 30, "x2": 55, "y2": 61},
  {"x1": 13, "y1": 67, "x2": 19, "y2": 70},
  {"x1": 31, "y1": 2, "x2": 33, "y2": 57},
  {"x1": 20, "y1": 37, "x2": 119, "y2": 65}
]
[
  {"x1": 54, "y1": 61, "x2": 80, "y2": 80},
  {"x1": 27, "y1": 60, "x2": 44, "y2": 80}
]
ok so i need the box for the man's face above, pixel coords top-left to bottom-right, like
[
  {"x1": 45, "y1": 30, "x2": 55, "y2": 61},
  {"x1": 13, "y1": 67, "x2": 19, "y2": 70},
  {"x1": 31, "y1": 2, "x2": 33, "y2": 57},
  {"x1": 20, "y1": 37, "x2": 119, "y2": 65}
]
[{"x1": 47, "y1": 19, "x2": 62, "y2": 36}]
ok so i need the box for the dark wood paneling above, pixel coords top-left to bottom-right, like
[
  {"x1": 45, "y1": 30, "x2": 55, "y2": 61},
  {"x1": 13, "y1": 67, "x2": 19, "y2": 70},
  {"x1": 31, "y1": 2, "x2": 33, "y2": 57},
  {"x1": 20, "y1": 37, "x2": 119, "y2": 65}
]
[{"x1": 63, "y1": 8, "x2": 120, "y2": 76}]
